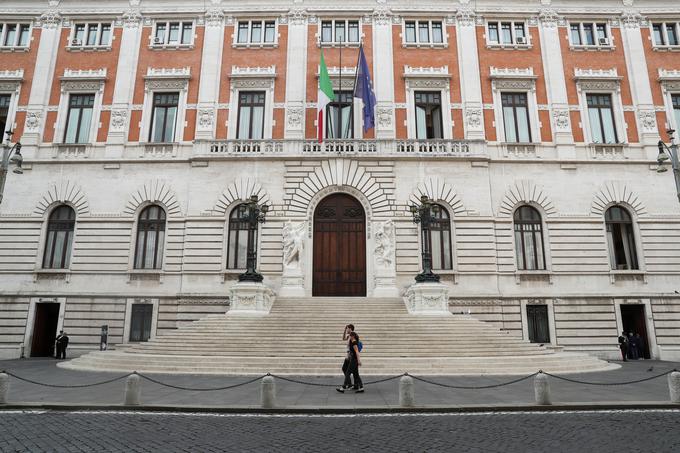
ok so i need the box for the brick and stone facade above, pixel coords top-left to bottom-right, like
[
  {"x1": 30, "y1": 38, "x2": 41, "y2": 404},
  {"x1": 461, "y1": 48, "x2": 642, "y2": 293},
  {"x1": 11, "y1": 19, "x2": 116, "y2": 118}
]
[{"x1": 1, "y1": 0, "x2": 680, "y2": 362}]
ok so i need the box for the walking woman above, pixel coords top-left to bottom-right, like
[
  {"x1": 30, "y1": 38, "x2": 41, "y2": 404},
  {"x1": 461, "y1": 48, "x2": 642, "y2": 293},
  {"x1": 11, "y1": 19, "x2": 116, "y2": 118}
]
[{"x1": 337, "y1": 331, "x2": 363, "y2": 393}]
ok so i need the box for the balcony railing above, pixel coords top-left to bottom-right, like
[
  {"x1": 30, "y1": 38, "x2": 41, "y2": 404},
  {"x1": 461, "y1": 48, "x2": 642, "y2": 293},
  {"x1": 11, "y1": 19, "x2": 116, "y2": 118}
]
[{"x1": 197, "y1": 139, "x2": 486, "y2": 158}]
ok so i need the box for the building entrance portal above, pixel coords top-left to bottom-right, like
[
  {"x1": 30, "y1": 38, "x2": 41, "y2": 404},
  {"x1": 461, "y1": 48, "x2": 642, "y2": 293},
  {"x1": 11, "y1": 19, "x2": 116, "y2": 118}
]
[
  {"x1": 620, "y1": 304, "x2": 651, "y2": 359},
  {"x1": 313, "y1": 193, "x2": 366, "y2": 297},
  {"x1": 30, "y1": 303, "x2": 60, "y2": 357}
]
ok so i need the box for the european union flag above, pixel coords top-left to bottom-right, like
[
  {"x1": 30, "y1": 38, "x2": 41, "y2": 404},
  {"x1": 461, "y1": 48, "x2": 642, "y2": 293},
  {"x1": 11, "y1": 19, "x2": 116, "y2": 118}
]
[{"x1": 353, "y1": 45, "x2": 377, "y2": 133}]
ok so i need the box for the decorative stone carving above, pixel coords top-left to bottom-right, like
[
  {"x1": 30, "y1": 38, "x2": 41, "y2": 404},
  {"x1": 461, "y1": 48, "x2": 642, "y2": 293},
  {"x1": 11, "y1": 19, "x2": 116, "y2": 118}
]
[
  {"x1": 121, "y1": 10, "x2": 142, "y2": 28},
  {"x1": 25, "y1": 112, "x2": 41, "y2": 131},
  {"x1": 410, "y1": 178, "x2": 466, "y2": 215},
  {"x1": 61, "y1": 80, "x2": 104, "y2": 92},
  {"x1": 372, "y1": 8, "x2": 392, "y2": 26},
  {"x1": 286, "y1": 107, "x2": 304, "y2": 129},
  {"x1": 493, "y1": 79, "x2": 535, "y2": 91},
  {"x1": 228, "y1": 282, "x2": 276, "y2": 315},
  {"x1": 282, "y1": 221, "x2": 305, "y2": 270},
  {"x1": 110, "y1": 110, "x2": 128, "y2": 131},
  {"x1": 204, "y1": 8, "x2": 225, "y2": 27},
  {"x1": 621, "y1": 12, "x2": 643, "y2": 28},
  {"x1": 498, "y1": 180, "x2": 556, "y2": 217},
  {"x1": 465, "y1": 108, "x2": 482, "y2": 129},
  {"x1": 538, "y1": 9, "x2": 564, "y2": 28},
  {"x1": 230, "y1": 66, "x2": 276, "y2": 90},
  {"x1": 287, "y1": 9, "x2": 307, "y2": 26},
  {"x1": 124, "y1": 180, "x2": 182, "y2": 216},
  {"x1": 591, "y1": 181, "x2": 647, "y2": 217},
  {"x1": 374, "y1": 220, "x2": 395, "y2": 268},
  {"x1": 456, "y1": 8, "x2": 476, "y2": 27},
  {"x1": 403, "y1": 283, "x2": 451, "y2": 315},
  {"x1": 197, "y1": 109, "x2": 215, "y2": 129},
  {"x1": 552, "y1": 109, "x2": 571, "y2": 131},
  {"x1": 35, "y1": 180, "x2": 89, "y2": 216},
  {"x1": 376, "y1": 108, "x2": 393, "y2": 128},
  {"x1": 37, "y1": 11, "x2": 61, "y2": 29},
  {"x1": 574, "y1": 68, "x2": 619, "y2": 79},
  {"x1": 146, "y1": 67, "x2": 191, "y2": 79},
  {"x1": 637, "y1": 110, "x2": 657, "y2": 132}
]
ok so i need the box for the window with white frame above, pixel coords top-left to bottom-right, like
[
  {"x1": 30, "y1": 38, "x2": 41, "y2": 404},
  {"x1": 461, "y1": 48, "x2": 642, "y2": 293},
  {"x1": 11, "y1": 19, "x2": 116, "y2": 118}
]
[
  {"x1": 134, "y1": 205, "x2": 166, "y2": 270},
  {"x1": 64, "y1": 94, "x2": 95, "y2": 144},
  {"x1": 237, "y1": 91, "x2": 265, "y2": 139},
  {"x1": 487, "y1": 21, "x2": 528, "y2": 46},
  {"x1": 652, "y1": 22, "x2": 680, "y2": 47},
  {"x1": 69, "y1": 23, "x2": 112, "y2": 48},
  {"x1": 404, "y1": 20, "x2": 445, "y2": 46},
  {"x1": 0, "y1": 23, "x2": 30, "y2": 48},
  {"x1": 42, "y1": 205, "x2": 76, "y2": 270},
  {"x1": 514, "y1": 206, "x2": 546, "y2": 271},
  {"x1": 501, "y1": 92, "x2": 532, "y2": 143},
  {"x1": 320, "y1": 20, "x2": 360, "y2": 45},
  {"x1": 0, "y1": 95, "x2": 10, "y2": 138},
  {"x1": 587, "y1": 93, "x2": 619, "y2": 144},
  {"x1": 414, "y1": 91, "x2": 443, "y2": 139},
  {"x1": 605, "y1": 206, "x2": 638, "y2": 271},
  {"x1": 226, "y1": 204, "x2": 250, "y2": 270},
  {"x1": 149, "y1": 92, "x2": 179, "y2": 143},
  {"x1": 152, "y1": 21, "x2": 194, "y2": 46},
  {"x1": 673, "y1": 94, "x2": 680, "y2": 130},
  {"x1": 569, "y1": 22, "x2": 611, "y2": 47},
  {"x1": 236, "y1": 20, "x2": 276, "y2": 45},
  {"x1": 326, "y1": 91, "x2": 354, "y2": 139}
]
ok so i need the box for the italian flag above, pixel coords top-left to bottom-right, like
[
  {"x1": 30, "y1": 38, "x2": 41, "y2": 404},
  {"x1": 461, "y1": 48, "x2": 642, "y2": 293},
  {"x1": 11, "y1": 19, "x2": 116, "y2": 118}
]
[{"x1": 317, "y1": 51, "x2": 335, "y2": 143}]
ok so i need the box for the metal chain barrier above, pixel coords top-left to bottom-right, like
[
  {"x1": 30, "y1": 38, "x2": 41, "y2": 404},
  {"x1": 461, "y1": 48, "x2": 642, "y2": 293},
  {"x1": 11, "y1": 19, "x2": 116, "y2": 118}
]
[
  {"x1": 409, "y1": 372, "x2": 540, "y2": 390},
  {"x1": 269, "y1": 373, "x2": 405, "y2": 387},
  {"x1": 541, "y1": 369, "x2": 678, "y2": 386},
  {"x1": 2, "y1": 370, "x2": 132, "y2": 388},
  {"x1": 135, "y1": 372, "x2": 267, "y2": 391}
]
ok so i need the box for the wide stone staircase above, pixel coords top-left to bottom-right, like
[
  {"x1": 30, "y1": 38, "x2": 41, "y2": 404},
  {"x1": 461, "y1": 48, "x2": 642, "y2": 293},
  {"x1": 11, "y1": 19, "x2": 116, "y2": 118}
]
[{"x1": 60, "y1": 297, "x2": 618, "y2": 375}]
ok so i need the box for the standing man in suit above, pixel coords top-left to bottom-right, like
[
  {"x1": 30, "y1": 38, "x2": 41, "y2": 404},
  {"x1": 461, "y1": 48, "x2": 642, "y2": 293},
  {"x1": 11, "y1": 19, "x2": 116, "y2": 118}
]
[
  {"x1": 618, "y1": 331, "x2": 628, "y2": 362},
  {"x1": 55, "y1": 330, "x2": 69, "y2": 360}
]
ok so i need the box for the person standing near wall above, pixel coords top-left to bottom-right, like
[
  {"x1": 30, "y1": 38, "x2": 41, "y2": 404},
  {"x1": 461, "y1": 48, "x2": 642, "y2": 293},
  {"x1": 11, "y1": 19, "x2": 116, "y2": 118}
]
[
  {"x1": 55, "y1": 331, "x2": 69, "y2": 360},
  {"x1": 618, "y1": 331, "x2": 628, "y2": 362}
]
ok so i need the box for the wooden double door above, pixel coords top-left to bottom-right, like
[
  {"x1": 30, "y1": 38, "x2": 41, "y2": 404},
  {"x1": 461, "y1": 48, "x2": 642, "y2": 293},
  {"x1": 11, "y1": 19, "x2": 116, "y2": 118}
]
[{"x1": 313, "y1": 194, "x2": 366, "y2": 297}]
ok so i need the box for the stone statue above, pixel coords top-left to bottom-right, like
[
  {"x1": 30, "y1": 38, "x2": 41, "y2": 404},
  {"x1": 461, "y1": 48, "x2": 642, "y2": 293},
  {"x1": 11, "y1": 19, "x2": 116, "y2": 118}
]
[
  {"x1": 374, "y1": 219, "x2": 395, "y2": 268},
  {"x1": 282, "y1": 221, "x2": 305, "y2": 269}
]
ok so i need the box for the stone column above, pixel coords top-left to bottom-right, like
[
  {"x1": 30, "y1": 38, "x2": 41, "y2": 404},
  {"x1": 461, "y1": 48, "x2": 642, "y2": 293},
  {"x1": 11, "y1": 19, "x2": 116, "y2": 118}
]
[
  {"x1": 21, "y1": 11, "x2": 62, "y2": 147},
  {"x1": 283, "y1": 9, "x2": 308, "y2": 139},
  {"x1": 106, "y1": 10, "x2": 143, "y2": 155},
  {"x1": 537, "y1": 9, "x2": 575, "y2": 158},
  {"x1": 619, "y1": 12, "x2": 659, "y2": 148},
  {"x1": 371, "y1": 8, "x2": 396, "y2": 139},
  {"x1": 455, "y1": 9, "x2": 485, "y2": 141},
  {"x1": 194, "y1": 9, "x2": 226, "y2": 141}
]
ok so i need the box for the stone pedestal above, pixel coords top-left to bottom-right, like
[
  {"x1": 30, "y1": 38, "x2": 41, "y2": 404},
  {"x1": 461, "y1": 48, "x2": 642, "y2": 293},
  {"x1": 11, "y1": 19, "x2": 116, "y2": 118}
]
[
  {"x1": 373, "y1": 273, "x2": 399, "y2": 297},
  {"x1": 279, "y1": 271, "x2": 305, "y2": 297},
  {"x1": 403, "y1": 282, "x2": 451, "y2": 315},
  {"x1": 228, "y1": 281, "x2": 276, "y2": 315}
]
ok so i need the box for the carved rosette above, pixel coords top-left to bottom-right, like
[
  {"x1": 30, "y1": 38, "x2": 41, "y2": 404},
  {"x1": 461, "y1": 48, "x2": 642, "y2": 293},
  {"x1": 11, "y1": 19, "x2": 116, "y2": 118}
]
[
  {"x1": 552, "y1": 109, "x2": 571, "y2": 131},
  {"x1": 24, "y1": 111, "x2": 42, "y2": 132},
  {"x1": 637, "y1": 110, "x2": 657, "y2": 133},
  {"x1": 110, "y1": 110, "x2": 128, "y2": 131}
]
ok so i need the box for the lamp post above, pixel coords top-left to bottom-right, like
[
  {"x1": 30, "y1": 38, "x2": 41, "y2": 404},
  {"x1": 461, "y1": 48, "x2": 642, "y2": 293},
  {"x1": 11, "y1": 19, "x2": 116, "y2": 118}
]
[
  {"x1": 238, "y1": 194, "x2": 270, "y2": 283},
  {"x1": 657, "y1": 128, "x2": 680, "y2": 203},
  {"x1": 0, "y1": 130, "x2": 23, "y2": 205},
  {"x1": 410, "y1": 194, "x2": 441, "y2": 283}
]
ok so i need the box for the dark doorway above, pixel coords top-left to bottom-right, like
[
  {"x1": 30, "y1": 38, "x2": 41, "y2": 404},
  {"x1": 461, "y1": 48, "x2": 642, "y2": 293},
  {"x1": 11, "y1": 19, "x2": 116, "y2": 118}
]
[
  {"x1": 30, "y1": 303, "x2": 60, "y2": 357},
  {"x1": 129, "y1": 304, "x2": 154, "y2": 342},
  {"x1": 526, "y1": 304, "x2": 550, "y2": 344},
  {"x1": 313, "y1": 193, "x2": 366, "y2": 297},
  {"x1": 620, "y1": 304, "x2": 651, "y2": 359}
]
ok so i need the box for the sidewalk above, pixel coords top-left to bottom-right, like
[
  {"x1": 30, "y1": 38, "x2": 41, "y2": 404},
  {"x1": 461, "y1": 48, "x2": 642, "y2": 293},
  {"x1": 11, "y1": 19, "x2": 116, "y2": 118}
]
[{"x1": 1, "y1": 358, "x2": 678, "y2": 410}]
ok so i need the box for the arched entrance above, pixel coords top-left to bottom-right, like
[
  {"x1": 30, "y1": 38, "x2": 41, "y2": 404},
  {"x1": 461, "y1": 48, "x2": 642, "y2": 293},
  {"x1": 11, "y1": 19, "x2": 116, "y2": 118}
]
[{"x1": 313, "y1": 193, "x2": 366, "y2": 296}]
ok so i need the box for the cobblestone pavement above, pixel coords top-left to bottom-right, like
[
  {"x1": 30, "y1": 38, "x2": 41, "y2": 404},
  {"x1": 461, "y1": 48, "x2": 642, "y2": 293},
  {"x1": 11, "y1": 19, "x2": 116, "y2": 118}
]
[{"x1": 0, "y1": 409, "x2": 679, "y2": 452}]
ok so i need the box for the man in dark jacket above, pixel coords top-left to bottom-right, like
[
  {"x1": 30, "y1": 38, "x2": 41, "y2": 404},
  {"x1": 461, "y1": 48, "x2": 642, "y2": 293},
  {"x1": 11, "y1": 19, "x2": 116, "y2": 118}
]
[
  {"x1": 55, "y1": 330, "x2": 69, "y2": 360},
  {"x1": 618, "y1": 331, "x2": 628, "y2": 362}
]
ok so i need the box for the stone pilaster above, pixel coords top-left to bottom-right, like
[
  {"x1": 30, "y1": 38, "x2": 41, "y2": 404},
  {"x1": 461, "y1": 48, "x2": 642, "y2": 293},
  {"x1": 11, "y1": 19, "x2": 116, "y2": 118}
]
[
  {"x1": 371, "y1": 8, "x2": 396, "y2": 139},
  {"x1": 283, "y1": 9, "x2": 308, "y2": 139},
  {"x1": 455, "y1": 9, "x2": 485, "y2": 140},
  {"x1": 194, "y1": 8, "x2": 226, "y2": 140}
]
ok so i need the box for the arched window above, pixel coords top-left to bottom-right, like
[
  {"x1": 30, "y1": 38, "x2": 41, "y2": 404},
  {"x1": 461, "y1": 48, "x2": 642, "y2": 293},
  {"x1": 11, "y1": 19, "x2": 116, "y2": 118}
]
[
  {"x1": 134, "y1": 205, "x2": 166, "y2": 270},
  {"x1": 605, "y1": 206, "x2": 638, "y2": 270},
  {"x1": 514, "y1": 206, "x2": 546, "y2": 271},
  {"x1": 428, "y1": 204, "x2": 453, "y2": 270},
  {"x1": 43, "y1": 205, "x2": 76, "y2": 269},
  {"x1": 226, "y1": 204, "x2": 252, "y2": 269}
]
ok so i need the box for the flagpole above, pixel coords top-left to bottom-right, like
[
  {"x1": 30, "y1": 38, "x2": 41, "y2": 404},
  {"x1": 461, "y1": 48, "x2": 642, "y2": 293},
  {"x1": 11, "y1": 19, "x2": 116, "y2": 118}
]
[
  {"x1": 346, "y1": 41, "x2": 362, "y2": 139},
  {"x1": 338, "y1": 39, "x2": 342, "y2": 140}
]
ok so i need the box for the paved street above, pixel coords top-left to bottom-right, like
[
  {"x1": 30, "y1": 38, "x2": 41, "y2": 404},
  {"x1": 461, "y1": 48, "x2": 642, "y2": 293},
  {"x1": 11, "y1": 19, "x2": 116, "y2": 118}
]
[{"x1": 1, "y1": 409, "x2": 679, "y2": 452}]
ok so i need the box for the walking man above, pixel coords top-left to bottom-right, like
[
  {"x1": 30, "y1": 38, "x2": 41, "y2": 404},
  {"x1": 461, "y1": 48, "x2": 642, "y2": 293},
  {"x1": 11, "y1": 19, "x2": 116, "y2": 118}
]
[
  {"x1": 337, "y1": 331, "x2": 363, "y2": 393},
  {"x1": 338, "y1": 324, "x2": 354, "y2": 392},
  {"x1": 55, "y1": 330, "x2": 69, "y2": 360},
  {"x1": 618, "y1": 331, "x2": 628, "y2": 362}
]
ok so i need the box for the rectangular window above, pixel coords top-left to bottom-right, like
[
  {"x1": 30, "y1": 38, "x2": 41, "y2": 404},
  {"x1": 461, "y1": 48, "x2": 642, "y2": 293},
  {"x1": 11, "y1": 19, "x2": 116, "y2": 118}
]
[
  {"x1": 487, "y1": 21, "x2": 528, "y2": 45},
  {"x1": 251, "y1": 22, "x2": 262, "y2": 43},
  {"x1": 129, "y1": 304, "x2": 153, "y2": 342},
  {"x1": 667, "y1": 24, "x2": 679, "y2": 46},
  {"x1": 414, "y1": 91, "x2": 443, "y2": 139},
  {"x1": 570, "y1": 24, "x2": 582, "y2": 45},
  {"x1": 501, "y1": 22, "x2": 512, "y2": 44},
  {"x1": 653, "y1": 24, "x2": 664, "y2": 45},
  {"x1": 418, "y1": 22, "x2": 429, "y2": 43},
  {"x1": 320, "y1": 20, "x2": 360, "y2": 44},
  {"x1": 569, "y1": 22, "x2": 610, "y2": 47},
  {"x1": 404, "y1": 20, "x2": 444, "y2": 45},
  {"x1": 432, "y1": 22, "x2": 443, "y2": 43},
  {"x1": 63, "y1": 94, "x2": 95, "y2": 144},
  {"x1": 583, "y1": 23, "x2": 595, "y2": 45},
  {"x1": 1, "y1": 23, "x2": 31, "y2": 47},
  {"x1": 0, "y1": 94, "x2": 10, "y2": 138},
  {"x1": 153, "y1": 21, "x2": 193, "y2": 46},
  {"x1": 672, "y1": 94, "x2": 680, "y2": 130},
  {"x1": 526, "y1": 305, "x2": 550, "y2": 344},
  {"x1": 70, "y1": 23, "x2": 112, "y2": 47},
  {"x1": 150, "y1": 92, "x2": 179, "y2": 143},
  {"x1": 652, "y1": 22, "x2": 680, "y2": 47},
  {"x1": 501, "y1": 93, "x2": 531, "y2": 143},
  {"x1": 514, "y1": 23, "x2": 526, "y2": 40},
  {"x1": 237, "y1": 91, "x2": 265, "y2": 139},
  {"x1": 488, "y1": 23, "x2": 499, "y2": 43},
  {"x1": 237, "y1": 22, "x2": 249, "y2": 43},
  {"x1": 264, "y1": 22, "x2": 276, "y2": 43},
  {"x1": 326, "y1": 91, "x2": 353, "y2": 139},
  {"x1": 236, "y1": 20, "x2": 277, "y2": 45},
  {"x1": 587, "y1": 94, "x2": 618, "y2": 144}
]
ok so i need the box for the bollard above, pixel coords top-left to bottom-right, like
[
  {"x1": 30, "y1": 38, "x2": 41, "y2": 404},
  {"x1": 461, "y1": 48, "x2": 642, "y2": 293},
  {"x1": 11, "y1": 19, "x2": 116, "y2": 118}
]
[
  {"x1": 261, "y1": 375, "x2": 276, "y2": 409},
  {"x1": 534, "y1": 372, "x2": 551, "y2": 405},
  {"x1": 669, "y1": 371, "x2": 680, "y2": 404},
  {"x1": 0, "y1": 372, "x2": 8, "y2": 405},
  {"x1": 124, "y1": 373, "x2": 141, "y2": 406},
  {"x1": 399, "y1": 375, "x2": 415, "y2": 407}
]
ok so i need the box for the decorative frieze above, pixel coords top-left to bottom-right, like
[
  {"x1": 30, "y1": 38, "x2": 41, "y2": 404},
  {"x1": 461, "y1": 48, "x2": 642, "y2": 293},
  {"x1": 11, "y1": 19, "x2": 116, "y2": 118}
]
[
  {"x1": 37, "y1": 11, "x2": 61, "y2": 29},
  {"x1": 538, "y1": 9, "x2": 565, "y2": 28},
  {"x1": 121, "y1": 10, "x2": 142, "y2": 28},
  {"x1": 204, "y1": 8, "x2": 225, "y2": 27}
]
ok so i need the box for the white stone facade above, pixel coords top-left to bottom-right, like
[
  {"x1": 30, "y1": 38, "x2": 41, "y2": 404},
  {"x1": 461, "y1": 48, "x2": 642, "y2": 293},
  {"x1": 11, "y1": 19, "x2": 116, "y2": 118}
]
[{"x1": 1, "y1": 0, "x2": 680, "y2": 362}]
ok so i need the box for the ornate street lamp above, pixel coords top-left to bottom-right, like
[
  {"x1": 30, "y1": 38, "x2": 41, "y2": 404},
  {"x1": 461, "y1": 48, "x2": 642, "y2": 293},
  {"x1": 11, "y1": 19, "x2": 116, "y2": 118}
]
[
  {"x1": 657, "y1": 129, "x2": 680, "y2": 203},
  {"x1": 410, "y1": 194, "x2": 441, "y2": 283},
  {"x1": 238, "y1": 194, "x2": 270, "y2": 283},
  {"x1": 0, "y1": 130, "x2": 23, "y2": 205}
]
